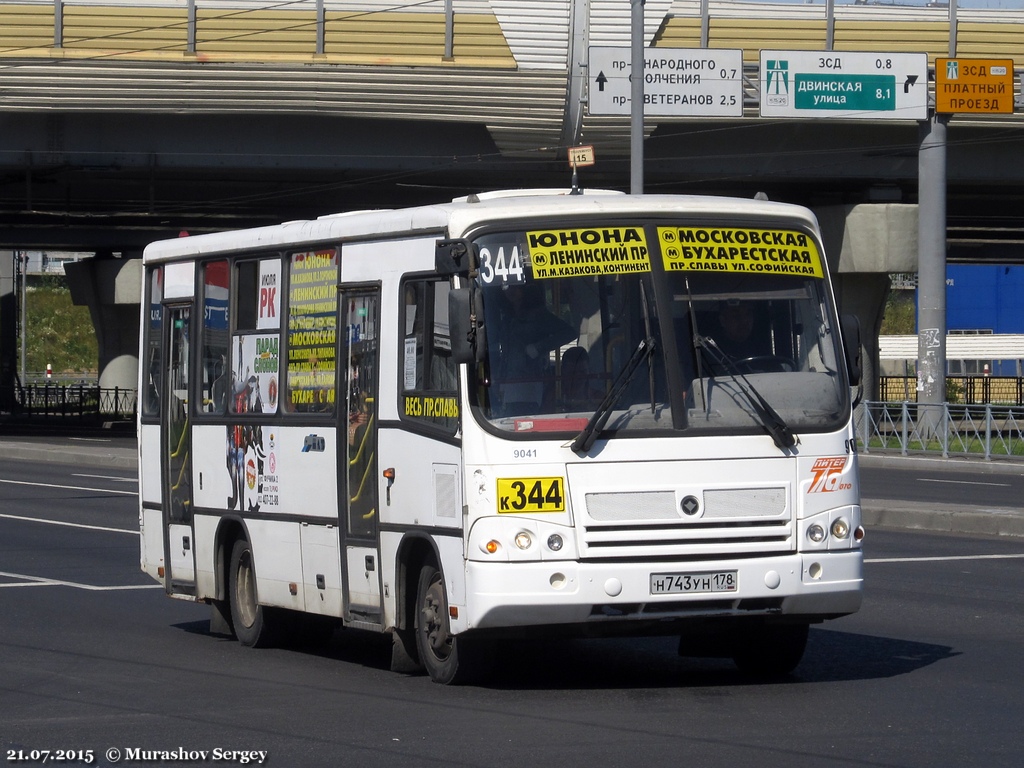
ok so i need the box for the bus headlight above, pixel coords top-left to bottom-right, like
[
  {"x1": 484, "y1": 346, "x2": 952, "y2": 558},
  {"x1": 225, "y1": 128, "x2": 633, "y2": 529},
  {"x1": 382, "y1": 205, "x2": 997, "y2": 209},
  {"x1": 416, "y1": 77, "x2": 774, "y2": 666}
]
[
  {"x1": 547, "y1": 534, "x2": 564, "y2": 552},
  {"x1": 807, "y1": 524, "x2": 826, "y2": 543},
  {"x1": 831, "y1": 518, "x2": 850, "y2": 540},
  {"x1": 514, "y1": 532, "x2": 533, "y2": 550}
]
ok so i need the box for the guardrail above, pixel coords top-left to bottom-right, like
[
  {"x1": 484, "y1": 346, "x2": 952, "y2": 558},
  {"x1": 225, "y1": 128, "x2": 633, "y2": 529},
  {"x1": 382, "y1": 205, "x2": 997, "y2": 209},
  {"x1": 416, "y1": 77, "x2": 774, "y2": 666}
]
[
  {"x1": 9, "y1": 384, "x2": 136, "y2": 421},
  {"x1": 858, "y1": 400, "x2": 1024, "y2": 460}
]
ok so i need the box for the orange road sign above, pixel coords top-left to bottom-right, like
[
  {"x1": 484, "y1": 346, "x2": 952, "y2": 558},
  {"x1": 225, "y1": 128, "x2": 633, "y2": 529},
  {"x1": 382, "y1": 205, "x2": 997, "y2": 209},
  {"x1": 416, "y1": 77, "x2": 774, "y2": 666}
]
[{"x1": 935, "y1": 58, "x2": 1015, "y2": 115}]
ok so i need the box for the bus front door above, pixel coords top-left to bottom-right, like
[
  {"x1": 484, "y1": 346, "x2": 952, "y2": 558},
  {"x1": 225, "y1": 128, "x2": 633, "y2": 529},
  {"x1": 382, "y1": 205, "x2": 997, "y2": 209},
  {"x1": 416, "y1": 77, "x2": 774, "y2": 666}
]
[
  {"x1": 340, "y1": 288, "x2": 382, "y2": 624},
  {"x1": 162, "y1": 304, "x2": 196, "y2": 591}
]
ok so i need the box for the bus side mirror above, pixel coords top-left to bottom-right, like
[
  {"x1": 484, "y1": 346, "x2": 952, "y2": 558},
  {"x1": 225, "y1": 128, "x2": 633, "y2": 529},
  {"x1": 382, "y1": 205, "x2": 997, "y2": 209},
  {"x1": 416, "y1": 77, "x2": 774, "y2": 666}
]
[
  {"x1": 436, "y1": 239, "x2": 473, "y2": 276},
  {"x1": 449, "y1": 287, "x2": 486, "y2": 365},
  {"x1": 841, "y1": 313, "x2": 862, "y2": 386}
]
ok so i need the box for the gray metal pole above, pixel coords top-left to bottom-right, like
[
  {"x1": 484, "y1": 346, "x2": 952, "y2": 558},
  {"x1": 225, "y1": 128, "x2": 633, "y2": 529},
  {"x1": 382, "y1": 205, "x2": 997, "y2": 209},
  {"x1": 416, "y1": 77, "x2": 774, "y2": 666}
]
[
  {"x1": 917, "y1": 113, "x2": 948, "y2": 409},
  {"x1": 630, "y1": 0, "x2": 645, "y2": 195},
  {"x1": 19, "y1": 252, "x2": 26, "y2": 383},
  {"x1": 825, "y1": 0, "x2": 835, "y2": 51}
]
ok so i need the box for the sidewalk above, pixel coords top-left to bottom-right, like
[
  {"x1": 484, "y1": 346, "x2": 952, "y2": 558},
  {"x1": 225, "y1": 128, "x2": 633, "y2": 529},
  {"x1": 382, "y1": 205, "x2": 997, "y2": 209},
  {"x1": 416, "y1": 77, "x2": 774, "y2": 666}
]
[
  {"x1": 1, "y1": 432, "x2": 1021, "y2": 537},
  {"x1": 0, "y1": 432, "x2": 137, "y2": 470}
]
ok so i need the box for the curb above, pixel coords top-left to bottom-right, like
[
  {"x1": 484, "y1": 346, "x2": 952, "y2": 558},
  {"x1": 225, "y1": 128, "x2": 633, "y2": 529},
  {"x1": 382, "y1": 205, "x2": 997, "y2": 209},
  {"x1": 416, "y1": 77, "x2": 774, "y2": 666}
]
[
  {"x1": 0, "y1": 438, "x2": 137, "y2": 471},
  {"x1": 862, "y1": 501, "x2": 1024, "y2": 538}
]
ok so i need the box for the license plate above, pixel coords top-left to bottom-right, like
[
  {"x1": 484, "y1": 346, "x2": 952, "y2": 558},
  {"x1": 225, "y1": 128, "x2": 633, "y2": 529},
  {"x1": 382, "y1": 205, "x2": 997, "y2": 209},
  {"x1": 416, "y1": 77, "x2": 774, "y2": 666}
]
[{"x1": 650, "y1": 570, "x2": 738, "y2": 594}]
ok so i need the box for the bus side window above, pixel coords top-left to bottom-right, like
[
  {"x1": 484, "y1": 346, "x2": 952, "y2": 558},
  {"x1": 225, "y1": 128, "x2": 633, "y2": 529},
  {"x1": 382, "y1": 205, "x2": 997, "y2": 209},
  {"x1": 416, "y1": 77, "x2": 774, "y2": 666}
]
[
  {"x1": 230, "y1": 258, "x2": 282, "y2": 415},
  {"x1": 199, "y1": 260, "x2": 229, "y2": 414},
  {"x1": 344, "y1": 291, "x2": 379, "y2": 538},
  {"x1": 400, "y1": 277, "x2": 458, "y2": 431},
  {"x1": 142, "y1": 267, "x2": 164, "y2": 419},
  {"x1": 285, "y1": 249, "x2": 338, "y2": 415}
]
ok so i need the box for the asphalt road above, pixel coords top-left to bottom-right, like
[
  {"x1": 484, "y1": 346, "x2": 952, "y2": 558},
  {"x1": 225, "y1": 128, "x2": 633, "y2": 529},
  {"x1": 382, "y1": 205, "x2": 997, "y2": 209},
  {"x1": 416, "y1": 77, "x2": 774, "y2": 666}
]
[{"x1": 2, "y1": 451, "x2": 1024, "y2": 767}]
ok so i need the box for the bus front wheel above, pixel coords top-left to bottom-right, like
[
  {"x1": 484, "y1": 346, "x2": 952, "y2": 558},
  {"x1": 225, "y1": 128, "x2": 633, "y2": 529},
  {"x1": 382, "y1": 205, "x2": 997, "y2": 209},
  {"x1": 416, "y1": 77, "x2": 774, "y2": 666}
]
[
  {"x1": 732, "y1": 622, "x2": 809, "y2": 677},
  {"x1": 414, "y1": 563, "x2": 486, "y2": 685},
  {"x1": 228, "y1": 538, "x2": 278, "y2": 648}
]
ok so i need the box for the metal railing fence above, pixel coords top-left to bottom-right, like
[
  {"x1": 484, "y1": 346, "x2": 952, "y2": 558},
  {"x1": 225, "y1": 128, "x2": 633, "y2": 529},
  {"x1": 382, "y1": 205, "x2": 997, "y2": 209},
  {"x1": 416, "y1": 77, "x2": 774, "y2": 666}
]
[
  {"x1": 8, "y1": 384, "x2": 136, "y2": 421},
  {"x1": 879, "y1": 376, "x2": 1024, "y2": 406},
  {"x1": 858, "y1": 401, "x2": 1024, "y2": 460}
]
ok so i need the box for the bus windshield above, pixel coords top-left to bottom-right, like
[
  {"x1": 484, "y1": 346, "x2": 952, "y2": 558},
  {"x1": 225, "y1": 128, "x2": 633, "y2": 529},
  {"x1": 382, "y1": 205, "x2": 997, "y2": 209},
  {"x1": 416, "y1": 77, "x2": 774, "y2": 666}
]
[{"x1": 469, "y1": 223, "x2": 849, "y2": 440}]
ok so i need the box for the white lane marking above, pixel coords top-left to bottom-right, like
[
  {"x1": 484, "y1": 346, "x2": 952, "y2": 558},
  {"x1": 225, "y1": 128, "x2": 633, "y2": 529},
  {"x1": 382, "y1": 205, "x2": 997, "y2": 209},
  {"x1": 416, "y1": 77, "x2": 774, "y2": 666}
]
[
  {"x1": 916, "y1": 478, "x2": 1011, "y2": 487},
  {"x1": 0, "y1": 478, "x2": 136, "y2": 496},
  {"x1": 0, "y1": 512, "x2": 137, "y2": 535},
  {"x1": 0, "y1": 570, "x2": 161, "y2": 591},
  {"x1": 73, "y1": 473, "x2": 137, "y2": 484},
  {"x1": 866, "y1": 553, "x2": 1024, "y2": 564}
]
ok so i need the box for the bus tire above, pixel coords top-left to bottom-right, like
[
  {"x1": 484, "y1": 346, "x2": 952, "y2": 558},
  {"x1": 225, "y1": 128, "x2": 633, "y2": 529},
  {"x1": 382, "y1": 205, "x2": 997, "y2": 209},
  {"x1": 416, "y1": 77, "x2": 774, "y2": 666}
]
[
  {"x1": 414, "y1": 562, "x2": 486, "y2": 685},
  {"x1": 732, "y1": 622, "x2": 809, "y2": 677},
  {"x1": 228, "y1": 538, "x2": 278, "y2": 648}
]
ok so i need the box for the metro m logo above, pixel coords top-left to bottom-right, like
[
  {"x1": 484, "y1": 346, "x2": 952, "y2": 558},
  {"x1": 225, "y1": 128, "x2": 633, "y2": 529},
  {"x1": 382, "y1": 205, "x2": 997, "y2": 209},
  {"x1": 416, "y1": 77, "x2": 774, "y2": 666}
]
[{"x1": 808, "y1": 457, "x2": 851, "y2": 493}]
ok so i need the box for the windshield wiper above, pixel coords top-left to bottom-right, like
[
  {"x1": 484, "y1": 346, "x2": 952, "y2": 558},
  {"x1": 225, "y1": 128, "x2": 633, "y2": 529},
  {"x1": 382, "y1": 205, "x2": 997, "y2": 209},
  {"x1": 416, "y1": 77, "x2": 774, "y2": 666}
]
[
  {"x1": 694, "y1": 335, "x2": 796, "y2": 451},
  {"x1": 570, "y1": 336, "x2": 655, "y2": 454}
]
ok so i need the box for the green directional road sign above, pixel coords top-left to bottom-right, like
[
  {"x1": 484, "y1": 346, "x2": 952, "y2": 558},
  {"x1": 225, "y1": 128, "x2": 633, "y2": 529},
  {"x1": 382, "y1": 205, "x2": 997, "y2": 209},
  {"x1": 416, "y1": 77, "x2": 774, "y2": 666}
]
[
  {"x1": 794, "y1": 73, "x2": 896, "y2": 111},
  {"x1": 760, "y1": 50, "x2": 928, "y2": 120}
]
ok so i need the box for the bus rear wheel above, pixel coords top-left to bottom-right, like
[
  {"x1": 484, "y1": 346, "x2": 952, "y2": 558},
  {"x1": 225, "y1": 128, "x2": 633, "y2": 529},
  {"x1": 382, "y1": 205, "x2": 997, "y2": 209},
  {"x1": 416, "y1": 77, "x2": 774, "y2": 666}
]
[
  {"x1": 228, "y1": 538, "x2": 279, "y2": 648},
  {"x1": 415, "y1": 563, "x2": 486, "y2": 685}
]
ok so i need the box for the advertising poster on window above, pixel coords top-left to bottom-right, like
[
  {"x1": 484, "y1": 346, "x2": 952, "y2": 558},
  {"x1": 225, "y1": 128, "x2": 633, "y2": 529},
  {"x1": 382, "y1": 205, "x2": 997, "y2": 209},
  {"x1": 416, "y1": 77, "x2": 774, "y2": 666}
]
[
  {"x1": 258, "y1": 259, "x2": 281, "y2": 330},
  {"x1": 287, "y1": 249, "x2": 338, "y2": 412},
  {"x1": 232, "y1": 333, "x2": 280, "y2": 414}
]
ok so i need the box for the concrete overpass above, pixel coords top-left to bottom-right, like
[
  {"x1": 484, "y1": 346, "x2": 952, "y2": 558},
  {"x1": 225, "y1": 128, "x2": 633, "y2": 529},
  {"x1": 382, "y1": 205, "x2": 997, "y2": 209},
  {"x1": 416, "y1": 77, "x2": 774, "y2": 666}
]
[{"x1": 2, "y1": 0, "x2": 1023, "y2": 405}]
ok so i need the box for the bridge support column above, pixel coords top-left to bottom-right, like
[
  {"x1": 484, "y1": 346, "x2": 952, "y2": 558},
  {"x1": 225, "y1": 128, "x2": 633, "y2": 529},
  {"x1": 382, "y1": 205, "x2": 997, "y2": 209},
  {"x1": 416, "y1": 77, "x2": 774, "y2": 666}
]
[
  {"x1": 0, "y1": 252, "x2": 15, "y2": 413},
  {"x1": 65, "y1": 256, "x2": 142, "y2": 396},
  {"x1": 814, "y1": 203, "x2": 918, "y2": 403}
]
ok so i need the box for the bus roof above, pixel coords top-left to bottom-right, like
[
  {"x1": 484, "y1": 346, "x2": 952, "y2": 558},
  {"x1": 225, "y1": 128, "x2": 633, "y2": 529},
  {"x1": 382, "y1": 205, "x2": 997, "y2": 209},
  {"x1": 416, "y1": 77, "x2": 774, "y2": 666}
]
[{"x1": 141, "y1": 190, "x2": 820, "y2": 264}]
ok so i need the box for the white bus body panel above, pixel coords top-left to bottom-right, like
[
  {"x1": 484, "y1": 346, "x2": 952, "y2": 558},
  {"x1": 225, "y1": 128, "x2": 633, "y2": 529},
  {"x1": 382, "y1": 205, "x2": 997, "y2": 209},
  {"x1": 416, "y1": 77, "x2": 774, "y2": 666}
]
[
  {"x1": 138, "y1": 423, "x2": 161, "y2": 508},
  {"x1": 303, "y1": 524, "x2": 344, "y2": 616},
  {"x1": 190, "y1": 424, "x2": 338, "y2": 521}
]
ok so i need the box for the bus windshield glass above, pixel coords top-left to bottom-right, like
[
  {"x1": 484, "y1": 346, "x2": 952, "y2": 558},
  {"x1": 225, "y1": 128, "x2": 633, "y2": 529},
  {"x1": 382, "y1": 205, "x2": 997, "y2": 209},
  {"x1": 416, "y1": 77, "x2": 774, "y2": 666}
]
[{"x1": 469, "y1": 222, "x2": 848, "y2": 439}]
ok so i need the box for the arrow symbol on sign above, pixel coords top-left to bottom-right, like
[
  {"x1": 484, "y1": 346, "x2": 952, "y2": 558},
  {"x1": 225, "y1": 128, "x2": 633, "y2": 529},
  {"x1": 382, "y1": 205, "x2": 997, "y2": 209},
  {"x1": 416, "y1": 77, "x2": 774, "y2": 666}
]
[
  {"x1": 596, "y1": 71, "x2": 608, "y2": 91},
  {"x1": 904, "y1": 75, "x2": 918, "y2": 93}
]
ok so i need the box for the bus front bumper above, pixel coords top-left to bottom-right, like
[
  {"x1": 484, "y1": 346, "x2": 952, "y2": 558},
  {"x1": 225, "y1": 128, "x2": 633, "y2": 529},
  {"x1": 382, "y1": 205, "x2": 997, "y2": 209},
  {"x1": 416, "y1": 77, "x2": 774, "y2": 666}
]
[{"x1": 461, "y1": 551, "x2": 862, "y2": 632}]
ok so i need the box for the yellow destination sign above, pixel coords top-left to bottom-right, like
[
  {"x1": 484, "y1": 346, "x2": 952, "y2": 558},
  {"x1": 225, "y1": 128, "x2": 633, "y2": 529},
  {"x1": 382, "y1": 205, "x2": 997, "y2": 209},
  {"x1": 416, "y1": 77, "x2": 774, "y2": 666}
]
[
  {"x1": 935, "y1": 58, "x2": 1014, "y2": 115},
  {"x1": 527, "y1": 227, "x2": 650, "y2": 279},
  {"x1": 658, "y1": 226, "x2": 824, "y2": 277}
]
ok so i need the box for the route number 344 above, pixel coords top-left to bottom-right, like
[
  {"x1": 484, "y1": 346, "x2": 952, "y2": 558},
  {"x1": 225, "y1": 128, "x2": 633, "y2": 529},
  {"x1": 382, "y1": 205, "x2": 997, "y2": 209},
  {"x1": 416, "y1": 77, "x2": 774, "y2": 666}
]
[{"x1": 497, "y1": 477, "x2": 566, "y2": 513}]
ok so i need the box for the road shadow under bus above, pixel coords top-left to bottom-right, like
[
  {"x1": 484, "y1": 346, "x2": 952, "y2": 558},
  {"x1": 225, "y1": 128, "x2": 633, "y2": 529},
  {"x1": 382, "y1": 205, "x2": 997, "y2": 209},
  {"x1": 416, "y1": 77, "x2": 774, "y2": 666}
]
[{"x1": 173, "y1": 619, "x2": 958, "y2": 690}]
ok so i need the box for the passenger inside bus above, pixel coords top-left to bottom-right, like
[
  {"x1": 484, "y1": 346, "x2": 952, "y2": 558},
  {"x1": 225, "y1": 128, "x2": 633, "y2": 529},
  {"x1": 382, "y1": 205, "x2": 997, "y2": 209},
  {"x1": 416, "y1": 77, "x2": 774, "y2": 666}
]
[
  {"x1": 714, "y1": 300, "x2": 761, "y2": 361},
  {"x1": 559, "y1": 346, "x2": 600, "y2": 411},
  {"x1": 493, "y1": 282, "x2": 575, "y2": 413}
]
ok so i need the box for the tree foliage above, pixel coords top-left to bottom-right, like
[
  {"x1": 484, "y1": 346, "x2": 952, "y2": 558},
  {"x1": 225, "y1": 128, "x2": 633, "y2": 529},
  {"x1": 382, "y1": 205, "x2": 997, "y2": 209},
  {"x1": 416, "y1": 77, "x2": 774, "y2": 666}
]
[
  {"x1": 21, "y1": 277, "x2": 98, "y2": 378},
  {"x1": 880, "y1": 289, "x2": 915, "y2": 335}
]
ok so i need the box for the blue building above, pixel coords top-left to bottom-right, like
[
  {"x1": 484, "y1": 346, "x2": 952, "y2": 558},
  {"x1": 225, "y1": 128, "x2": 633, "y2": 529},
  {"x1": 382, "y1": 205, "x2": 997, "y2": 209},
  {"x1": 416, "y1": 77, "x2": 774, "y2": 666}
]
[{"x1": 945, "y1": 264, "x2": 1024, "y2": 375}]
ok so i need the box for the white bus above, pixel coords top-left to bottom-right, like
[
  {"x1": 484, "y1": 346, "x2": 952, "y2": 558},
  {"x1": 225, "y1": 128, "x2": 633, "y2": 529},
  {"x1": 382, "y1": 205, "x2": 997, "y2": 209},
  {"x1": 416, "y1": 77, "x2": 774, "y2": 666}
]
[{"x1": 139, "y1": 189, "x2": 864, "y2": 684}]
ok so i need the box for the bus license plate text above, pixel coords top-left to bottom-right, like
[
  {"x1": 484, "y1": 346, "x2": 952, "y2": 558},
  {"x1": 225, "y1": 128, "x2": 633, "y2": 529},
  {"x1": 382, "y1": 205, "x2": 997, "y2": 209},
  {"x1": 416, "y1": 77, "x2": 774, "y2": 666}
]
[{"x1": 650, "y1": 571, "x2": 738, "y2": 594}]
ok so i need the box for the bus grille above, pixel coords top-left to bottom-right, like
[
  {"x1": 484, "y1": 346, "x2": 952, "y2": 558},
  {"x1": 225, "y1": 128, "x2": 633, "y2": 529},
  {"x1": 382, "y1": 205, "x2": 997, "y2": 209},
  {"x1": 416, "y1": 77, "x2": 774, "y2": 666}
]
[{"x1": 580, "y1": 487, "x2": 794, "y2": 560}]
